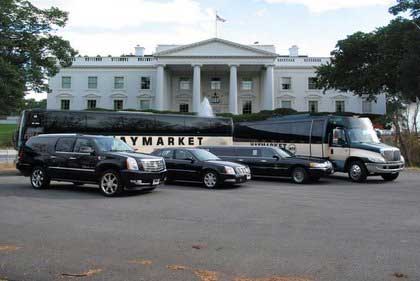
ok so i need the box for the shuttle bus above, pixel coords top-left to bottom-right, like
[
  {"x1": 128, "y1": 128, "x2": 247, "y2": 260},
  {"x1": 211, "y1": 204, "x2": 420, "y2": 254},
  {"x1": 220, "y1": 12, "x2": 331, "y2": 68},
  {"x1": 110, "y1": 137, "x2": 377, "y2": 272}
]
[
  {"x1": 14, "y1": 109, "x2": 233, "y2": 153},
  {"x1": 234, "y1": 114, "x2": 405, "y2": 182}
]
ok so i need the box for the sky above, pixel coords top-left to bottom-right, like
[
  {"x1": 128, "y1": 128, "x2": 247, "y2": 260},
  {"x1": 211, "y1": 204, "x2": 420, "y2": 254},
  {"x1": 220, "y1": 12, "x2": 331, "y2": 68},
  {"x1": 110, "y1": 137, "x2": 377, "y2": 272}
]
[{"x1": 29, "y1": 0, "x2": 396, "y2": 100}]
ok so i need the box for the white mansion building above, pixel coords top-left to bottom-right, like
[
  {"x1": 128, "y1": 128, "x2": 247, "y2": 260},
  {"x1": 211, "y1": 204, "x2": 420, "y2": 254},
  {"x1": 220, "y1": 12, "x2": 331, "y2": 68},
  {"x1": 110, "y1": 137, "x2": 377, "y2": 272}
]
[{"x1": 47, "y1": 38, "x2": 386, "y2": 115}]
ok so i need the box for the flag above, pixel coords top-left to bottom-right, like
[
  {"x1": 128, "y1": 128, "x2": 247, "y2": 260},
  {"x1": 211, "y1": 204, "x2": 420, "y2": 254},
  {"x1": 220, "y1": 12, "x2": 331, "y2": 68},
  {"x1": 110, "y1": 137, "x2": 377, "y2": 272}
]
[{"x1": 216, "y1": 14, "x2": 226, "y2": 22}]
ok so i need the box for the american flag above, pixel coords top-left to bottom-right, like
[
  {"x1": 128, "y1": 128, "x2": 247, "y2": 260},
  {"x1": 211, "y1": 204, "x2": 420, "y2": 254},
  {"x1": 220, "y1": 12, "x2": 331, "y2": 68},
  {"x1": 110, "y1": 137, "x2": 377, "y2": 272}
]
[{"x1": 216, "y1": 14, "x2": 226, "y2": 22}]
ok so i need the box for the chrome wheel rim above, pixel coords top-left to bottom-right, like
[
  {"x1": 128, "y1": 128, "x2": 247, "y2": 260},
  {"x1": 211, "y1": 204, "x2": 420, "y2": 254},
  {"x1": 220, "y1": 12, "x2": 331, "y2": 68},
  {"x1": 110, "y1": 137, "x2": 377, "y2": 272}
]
[
  {"x1": 293, "y1": 168, "x2": 305, "y2": 183},
  {"x1": 350, "y1": 164, "x2": 362, "y2": 180},
  {"x1": 204, "y1": 173, "x2": 217, "y2": 188},
  {"x1": 101, "y1": 173, "x2": 118, "y2": 195},
  {"x1": 31, "y1": 169, "x2": 44, "y2": 188}
]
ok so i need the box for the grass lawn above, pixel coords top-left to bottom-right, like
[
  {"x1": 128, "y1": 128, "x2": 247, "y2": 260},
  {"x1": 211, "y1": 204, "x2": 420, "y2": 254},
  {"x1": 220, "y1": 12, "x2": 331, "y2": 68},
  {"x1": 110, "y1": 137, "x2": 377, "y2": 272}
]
[{"x1": 0, "y1": 124, "x2": 17, "y2": 148}]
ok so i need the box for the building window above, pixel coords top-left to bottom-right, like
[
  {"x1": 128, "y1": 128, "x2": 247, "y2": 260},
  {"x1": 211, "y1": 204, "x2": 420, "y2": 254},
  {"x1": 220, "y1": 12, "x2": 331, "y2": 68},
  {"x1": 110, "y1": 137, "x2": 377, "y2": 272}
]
[
  {"x1": 241, "y1": 80, "x2": 253, "y2": 90},
  {"x1": 88, "y1": 76, "x2": 97, "y2": 89},
  {"x1": 281, "y1": 77, "x2": 291, "y2": 90},
  {"x1": 114, "y1": 77, "x2": 124, "y2": 89},
  {"x1": 61, "y1": 77, "x2": 71, "y2": 89},
  {"x1": 211, "y1": 78, "x2": 221, "y2": 90},
  {"x1": 179, "y1": 103, "x2": 189, "y2": 113},
  {"x1": 179, "y1": 78, "x2": 190, "y2": 90},
  {"x1": 308, "y1": 100, "x2": 319, "y2": 113},
  {"x1": 113, "y1": 99, "x2": 123, "y2": 110},
  {"x1": 242, "y1": 100, "x2": 252, "y2": 115},
  {"x1": 335, "y1": 100, "x2": 345, "y2": 113},
  {"x1": 141, "y1": 77, "x2": 151, "y2": 90},
  {"x1": 87, "y1": 99, "x2": 97, "y2": 109},
  {"x1": 60, "y1": 99, "x2": 70, "y2": 110},
  {"x1": 362, "y1": 100, "x2": 372, "y2": 113},
  {"x1": 210, "y1": 92, "x2": 221, "y2": 104},
  {"x1": 308, "y1": 77, "x2": 320, "y2": 90},
  {"x1": 281, "y1": 100, "x2": 292, "y2": 109},
  {"x1": 139, "y1": 100, "x2": 151, "y2": 110}
]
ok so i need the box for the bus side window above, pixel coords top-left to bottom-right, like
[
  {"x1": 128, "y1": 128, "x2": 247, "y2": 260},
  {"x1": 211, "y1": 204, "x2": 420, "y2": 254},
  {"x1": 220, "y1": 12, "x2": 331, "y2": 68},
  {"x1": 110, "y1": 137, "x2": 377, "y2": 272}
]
[{"x1": 331, "y1": 128, "x2": 347, "y2": 146}]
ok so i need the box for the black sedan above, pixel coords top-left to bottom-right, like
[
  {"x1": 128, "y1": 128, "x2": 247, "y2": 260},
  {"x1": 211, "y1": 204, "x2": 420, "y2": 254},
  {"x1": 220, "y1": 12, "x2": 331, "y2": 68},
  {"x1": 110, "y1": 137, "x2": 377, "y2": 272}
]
[
  {"x1": 202, "y1": 146, "x2": 334, "y2": 184},
  {"x1": 151, "y1": 148, "x2": 251, "y2": 188}
]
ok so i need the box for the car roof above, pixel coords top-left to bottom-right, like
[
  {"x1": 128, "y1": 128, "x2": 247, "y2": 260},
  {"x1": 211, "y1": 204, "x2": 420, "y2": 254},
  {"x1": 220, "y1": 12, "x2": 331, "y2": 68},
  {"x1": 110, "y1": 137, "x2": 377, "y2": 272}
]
[{"x1": 36, "y1": 134, "x2": 108, "y2": 138}]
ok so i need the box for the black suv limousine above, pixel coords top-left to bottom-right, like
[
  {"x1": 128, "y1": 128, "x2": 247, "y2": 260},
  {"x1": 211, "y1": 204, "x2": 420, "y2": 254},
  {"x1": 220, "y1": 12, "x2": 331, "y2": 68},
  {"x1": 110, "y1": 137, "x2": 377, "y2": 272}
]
[
  {"x1": 151, "y1": 148, "x2": 251, "y2": 188},
  {"x1": 202, "y1": 146, "x2": 333, "y2": 184},
  {"x1": 16, "y1": 134, "x2": 166, "y2": 196}
]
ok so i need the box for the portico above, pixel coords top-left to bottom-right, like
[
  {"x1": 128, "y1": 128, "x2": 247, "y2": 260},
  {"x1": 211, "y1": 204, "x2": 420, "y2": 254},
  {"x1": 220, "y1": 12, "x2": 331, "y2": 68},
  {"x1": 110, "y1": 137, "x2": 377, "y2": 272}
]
[{"x1": 153, "y1": 38, "x2": 278, "y2": 114}]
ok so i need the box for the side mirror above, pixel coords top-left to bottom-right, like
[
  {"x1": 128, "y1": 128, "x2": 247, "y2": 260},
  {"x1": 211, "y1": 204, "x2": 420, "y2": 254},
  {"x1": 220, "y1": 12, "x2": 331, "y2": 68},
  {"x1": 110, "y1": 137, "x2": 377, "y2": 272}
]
[
  {"x1": 188, "y1": 157, "x2": 195, "y2": 163},
  {"x1": 273, "y1": 155, "x2": 280, "y2": 161},
  {"x1": 80, "y1": 146, "x2": 95, "y2": 154}
]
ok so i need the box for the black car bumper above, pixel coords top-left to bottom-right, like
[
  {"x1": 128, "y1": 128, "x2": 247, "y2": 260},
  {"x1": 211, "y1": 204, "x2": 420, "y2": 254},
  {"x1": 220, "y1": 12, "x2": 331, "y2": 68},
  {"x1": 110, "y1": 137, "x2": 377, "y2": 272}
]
[
  {"x1": 220, "y1": 173, "x2": 251, "y2": 184},
  {"x1": 16, "y1": 162, "x2": 32, "y2": 176},
  {"x1": 120, "y1": 169, "x2": 167, "y2": 190},
  {"x1": 308, "y1": 167, "x2": 334, "y2": 178}
]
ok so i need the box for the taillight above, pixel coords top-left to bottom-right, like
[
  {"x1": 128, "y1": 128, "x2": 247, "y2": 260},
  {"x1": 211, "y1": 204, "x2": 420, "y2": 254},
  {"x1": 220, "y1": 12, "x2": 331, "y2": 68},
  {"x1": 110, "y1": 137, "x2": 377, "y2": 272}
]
[{"x1": 18, "y1": 149, "x2": 24, "y2": 161}]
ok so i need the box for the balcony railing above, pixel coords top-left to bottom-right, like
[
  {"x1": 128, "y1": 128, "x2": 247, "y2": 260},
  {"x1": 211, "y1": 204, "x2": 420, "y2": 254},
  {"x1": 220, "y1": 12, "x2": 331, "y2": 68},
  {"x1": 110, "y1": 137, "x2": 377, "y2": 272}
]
[
  {"x1": 276, "y1": 57, "x2": 330, "y2": 66},
  {"x1": 71, "y1": 56, "x2": 156, "y2": 66}
]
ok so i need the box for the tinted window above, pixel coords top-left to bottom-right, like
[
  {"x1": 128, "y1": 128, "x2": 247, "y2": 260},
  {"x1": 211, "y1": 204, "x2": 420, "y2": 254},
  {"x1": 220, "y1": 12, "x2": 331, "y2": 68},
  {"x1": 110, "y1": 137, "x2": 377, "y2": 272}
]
[
  {"x1": 311, "y1": 120, "x2": 325, "y2": 144},
  {"x1": 236, "y1": 148, "x2": 260, "y2": 157},
  {"x1": 55, "y1": 138, "x2": 76, "y2": 152},
  {"x1": 175, "y1": 150, "x2": 193, "y2": 160},
  {"x1": 27, "y1": 137, "x2": 55, "y2": 153},
  {"x1": 261, "y1": 148, "x2": 275, "y2": 158},
  {"x1": 45, "y1": 112, "x2": 86, "y2": 133},
  {"x1": 161, "y1": 150, "x2": 174, "y2": 159},
  {"x1": 74, "y1": 138, "x2": 95, "y2": 153},
  {"x1": 208, "y1": 147, "x2": 233, "y2": 156}
]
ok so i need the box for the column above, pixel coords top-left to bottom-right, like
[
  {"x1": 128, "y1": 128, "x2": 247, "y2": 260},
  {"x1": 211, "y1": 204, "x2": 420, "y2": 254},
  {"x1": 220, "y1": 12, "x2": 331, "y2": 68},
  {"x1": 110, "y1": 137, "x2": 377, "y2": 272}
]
[
  {"x1": 192, "y1": 64, "x2": 201, "y2": 113},
  {"x1": 155, "y1": 64, "x2": 165, "y2": 111},
  {"x1": 229, "y1": 64, "x2": 238, "y2": 115},
  {"x1": 263, "y1": 64, "x2": 275, "y2": 110}
]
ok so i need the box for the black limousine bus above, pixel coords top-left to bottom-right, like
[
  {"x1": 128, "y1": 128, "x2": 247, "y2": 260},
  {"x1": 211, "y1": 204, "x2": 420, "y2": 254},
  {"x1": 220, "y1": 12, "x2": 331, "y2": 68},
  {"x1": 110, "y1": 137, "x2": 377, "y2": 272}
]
[
  {"x1": 14, "y1": 109, "x2": 233, "y2": 153},
  {"x1": 234, "y1": 114, "x2": 405, "y2": 182}
]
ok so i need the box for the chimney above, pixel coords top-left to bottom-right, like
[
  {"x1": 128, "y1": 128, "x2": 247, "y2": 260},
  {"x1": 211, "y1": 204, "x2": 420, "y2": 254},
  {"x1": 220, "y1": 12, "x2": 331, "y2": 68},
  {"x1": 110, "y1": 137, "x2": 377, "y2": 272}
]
[
  {"x1": 134, "y1": 45, "x2": 145, "y2": 56},
  {"x1": 289, "y1": 45, "x2": 299, "y2": 57}
]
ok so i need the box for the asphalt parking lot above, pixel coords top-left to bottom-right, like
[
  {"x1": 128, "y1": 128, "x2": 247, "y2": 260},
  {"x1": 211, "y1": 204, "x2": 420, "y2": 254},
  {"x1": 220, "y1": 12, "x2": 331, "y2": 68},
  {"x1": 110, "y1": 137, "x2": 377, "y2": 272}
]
[{"x1": 1, "y1": 171, "x2": 420, "y2": 281}]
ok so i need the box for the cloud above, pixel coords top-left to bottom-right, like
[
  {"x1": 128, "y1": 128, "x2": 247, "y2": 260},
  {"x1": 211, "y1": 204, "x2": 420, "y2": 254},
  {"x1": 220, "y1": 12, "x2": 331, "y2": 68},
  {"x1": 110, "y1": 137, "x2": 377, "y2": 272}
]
[
  {"x1": 256, "y1": 8, "x2": 268, "y2": 17},
  {"x1": 263, "y1": 0, "x2": 394, "y2": 13}
]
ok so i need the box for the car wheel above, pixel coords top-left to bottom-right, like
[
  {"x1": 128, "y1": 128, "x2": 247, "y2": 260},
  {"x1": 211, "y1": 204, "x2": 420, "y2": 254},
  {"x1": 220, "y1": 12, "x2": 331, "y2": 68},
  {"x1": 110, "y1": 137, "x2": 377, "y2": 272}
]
[
  {"x1": 99, "y1": 170, "x2": 123, "y2": 197},
  {"x1": 30, "y1": 166, "x2": 50, "y2": 189},
  {"x1": 291, "y1": 166, "x2": 309, "y2": 184},
  {"x1": 203, "y1": 170, "x2": 219, "y2": 189},
  {"x1": 381, "y1": 173, "x2": 399, "y2": 181},
  {"x1": 348, "y1": 161, "x2": 367, "y2": 182}
]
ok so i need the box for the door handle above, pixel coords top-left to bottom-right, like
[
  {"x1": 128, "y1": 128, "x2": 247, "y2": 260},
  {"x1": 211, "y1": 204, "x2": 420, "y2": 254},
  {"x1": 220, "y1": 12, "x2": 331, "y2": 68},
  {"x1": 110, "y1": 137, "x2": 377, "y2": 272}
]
[
  {"x1": 238, "y1": 159, "x2": 244, "y2": 161},
  {"x1": 69, "y1": 157, "x2": 77, "y2": 160},
  {"x1": 50, "y1": 156, "x2": 56, "y2": 159}
]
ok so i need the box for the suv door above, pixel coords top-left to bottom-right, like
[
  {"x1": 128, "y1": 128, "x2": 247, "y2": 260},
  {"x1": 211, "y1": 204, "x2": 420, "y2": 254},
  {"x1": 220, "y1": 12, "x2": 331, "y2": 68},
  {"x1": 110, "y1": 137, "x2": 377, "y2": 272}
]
[
  {"x1": 50, "y1": 137, "x2": 76, "y2": 180},
  {"x1": 173, "y1": 149, "x2": 201, "y2": 181},
  {"x1": 67, "y1": 138, "x2": 98, "y2": 182}
]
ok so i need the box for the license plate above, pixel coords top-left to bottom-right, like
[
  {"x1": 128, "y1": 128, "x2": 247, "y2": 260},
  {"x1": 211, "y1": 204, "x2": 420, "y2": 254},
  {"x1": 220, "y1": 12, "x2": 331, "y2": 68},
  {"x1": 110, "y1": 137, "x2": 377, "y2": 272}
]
[
  {"x1": 246, "y1": 175, "x2": 251, "y2": 180},
  {"x1": 152, "y1": 179, "x2": 160, "y2": 185}
]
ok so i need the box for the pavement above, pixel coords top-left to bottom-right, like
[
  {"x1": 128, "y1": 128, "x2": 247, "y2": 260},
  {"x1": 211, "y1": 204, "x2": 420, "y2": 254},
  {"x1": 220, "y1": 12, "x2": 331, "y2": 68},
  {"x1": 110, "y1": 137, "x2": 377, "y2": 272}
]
[{"x1": 0, "y1": 171, "x2": 420, "y2": 281}]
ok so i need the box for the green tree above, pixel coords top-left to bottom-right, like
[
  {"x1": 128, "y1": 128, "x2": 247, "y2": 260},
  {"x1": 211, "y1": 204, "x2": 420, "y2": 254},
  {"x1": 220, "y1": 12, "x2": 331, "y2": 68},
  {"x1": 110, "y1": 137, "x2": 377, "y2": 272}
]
[
  {"x1": 389, "y1": 0, "x2": 420, "y2": 20},
  {"x1": 0, "y1": 0, "x2": 77, "y2": 115}
]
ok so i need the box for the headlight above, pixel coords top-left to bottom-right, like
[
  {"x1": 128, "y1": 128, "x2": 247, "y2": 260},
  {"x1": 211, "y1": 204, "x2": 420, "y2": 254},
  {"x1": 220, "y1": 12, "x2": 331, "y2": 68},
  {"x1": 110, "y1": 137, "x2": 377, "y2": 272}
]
[
  {"x1": 367, "y1": 156, "x2": 386, "y2": 163},
  {"x1": 309, "y1": 162, "x2": 328, "y2": 168},
  {"x1": 126, "y1": 157, "x2": 139, "y2": 170},
  {"x1": 224, "y1": 166, "x2": 236, "y2": 175},
  {"x1": 245, "y1": 166, "x2": 251, "y2": 173}
]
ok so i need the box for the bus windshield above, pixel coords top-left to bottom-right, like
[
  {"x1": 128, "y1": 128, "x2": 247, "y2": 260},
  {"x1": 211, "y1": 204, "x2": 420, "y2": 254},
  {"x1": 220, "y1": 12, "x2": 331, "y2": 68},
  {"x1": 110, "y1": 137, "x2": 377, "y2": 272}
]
[
  {"x1": 95, "y1": 137, "x2": 134, "y2": 152},
  {"x1": 346, "y1": 118, "x2": 380, "y2": 144}
]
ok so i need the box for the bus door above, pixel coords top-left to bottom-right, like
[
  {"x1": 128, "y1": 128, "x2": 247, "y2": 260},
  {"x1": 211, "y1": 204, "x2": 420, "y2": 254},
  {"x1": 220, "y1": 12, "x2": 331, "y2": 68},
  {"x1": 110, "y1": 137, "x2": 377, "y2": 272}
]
[{"x1": 327, "y1": 127, "x2": 350, "y2": 172}]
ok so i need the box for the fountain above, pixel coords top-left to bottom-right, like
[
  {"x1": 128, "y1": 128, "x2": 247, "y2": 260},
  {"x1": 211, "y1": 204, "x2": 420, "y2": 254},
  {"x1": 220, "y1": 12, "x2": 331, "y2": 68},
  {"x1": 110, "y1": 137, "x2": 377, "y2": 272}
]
[{"x1": 198, "y1": 97, "x2": 215, "y2": 117}]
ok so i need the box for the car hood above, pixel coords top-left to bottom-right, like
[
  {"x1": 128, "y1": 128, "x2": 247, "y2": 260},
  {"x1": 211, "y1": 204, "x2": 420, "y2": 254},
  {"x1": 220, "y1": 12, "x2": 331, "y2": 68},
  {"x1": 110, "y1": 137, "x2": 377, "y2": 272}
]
[
  {"x1": 206, "y1": 160, "x2": 246, "y2": 168},
  {"x1": 106, "y1": 151, "x2": 162, "y2": 160},
  {"x1": 350, "y1": 142, "x2": 397, "y2": 153}
]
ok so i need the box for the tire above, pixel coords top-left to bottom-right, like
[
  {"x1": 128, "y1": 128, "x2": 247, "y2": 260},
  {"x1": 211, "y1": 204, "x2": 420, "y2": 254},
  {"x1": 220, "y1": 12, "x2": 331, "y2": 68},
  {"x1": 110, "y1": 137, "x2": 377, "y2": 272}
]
[
  {"x1": 381, "y1": 173, "x2": 399, "y2": 181},
  {"x1": 291, "y1": 166, "x2": 309, "y2": 184},
  {"x1": 202, "y1": 170, "x2": 220, "y2": 189},
  {"x1": 99, "y1": 169, "x2": 124, "y2": 197},
  {"x1": 348, "y1": 161, "x2": 368, "y2": 182},
  {"x1": 30, "y1": 166, "x2": 50, "y2": 189}
]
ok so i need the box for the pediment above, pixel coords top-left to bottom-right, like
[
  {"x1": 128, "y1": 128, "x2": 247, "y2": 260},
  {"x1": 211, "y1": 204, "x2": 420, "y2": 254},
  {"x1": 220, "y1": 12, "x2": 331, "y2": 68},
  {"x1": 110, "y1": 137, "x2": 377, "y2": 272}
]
[{"x1": 154, "y1": 38, "x2": 277, "y2": 58}]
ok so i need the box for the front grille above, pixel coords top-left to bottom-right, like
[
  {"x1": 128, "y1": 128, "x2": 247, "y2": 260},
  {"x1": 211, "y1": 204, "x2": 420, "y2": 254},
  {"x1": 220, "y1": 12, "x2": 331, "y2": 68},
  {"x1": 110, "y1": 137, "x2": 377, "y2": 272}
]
[
  {"x1": 235, "y1": 167, "x2": 249, "y2": 175},
  {"x1": 382, "y1": 150, "x2": 401, "y2": 162},
  {"x1": 141, "y1": 159, "x2": 165, "y2": 172}
]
